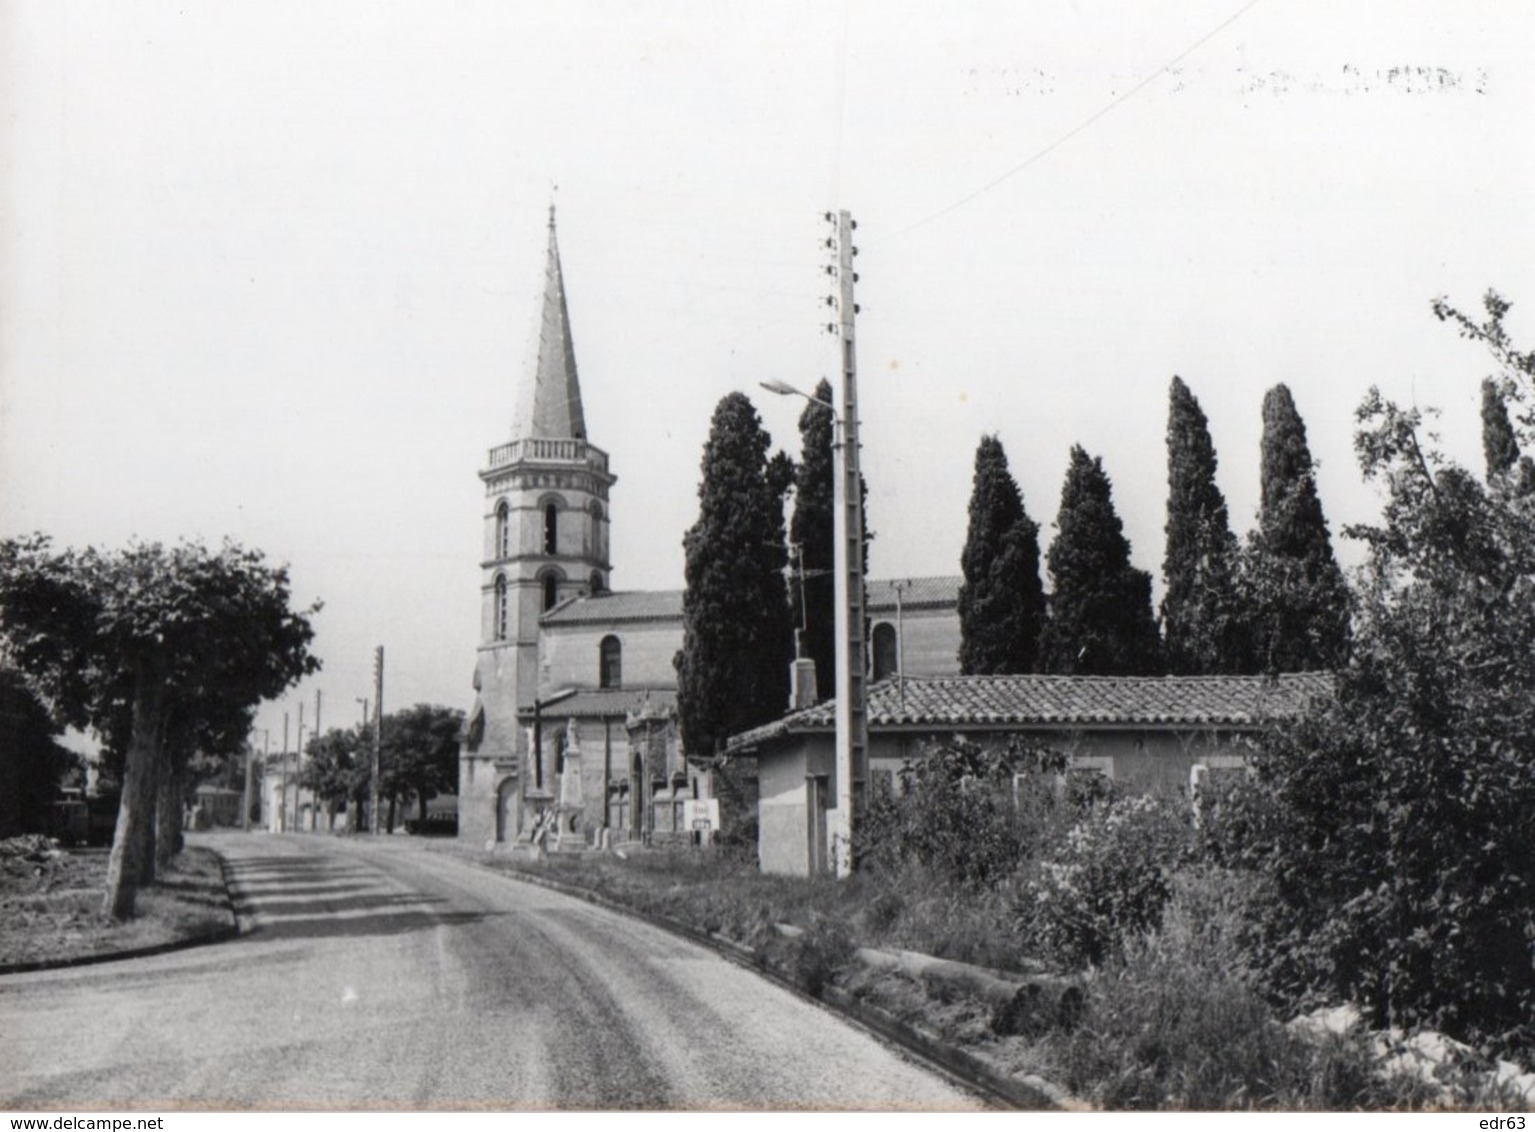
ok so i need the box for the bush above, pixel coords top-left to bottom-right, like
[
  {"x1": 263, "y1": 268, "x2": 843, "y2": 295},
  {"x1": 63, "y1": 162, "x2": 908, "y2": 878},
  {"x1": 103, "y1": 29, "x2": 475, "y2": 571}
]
[
  {"x1": 857, "y1": 737, "x2": 1069, "y2": 889},
  {"x1": 1019, "y1": 793, "x2": 1191, "y2": 969},
  {"x1": 1056, "y1": 869, "x2": 1435, "y2": 1110}
]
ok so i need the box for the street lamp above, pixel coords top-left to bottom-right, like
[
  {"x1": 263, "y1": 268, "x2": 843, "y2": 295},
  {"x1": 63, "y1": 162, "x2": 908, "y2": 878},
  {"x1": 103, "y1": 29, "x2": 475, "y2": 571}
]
[{"x1": 759, "y1": 376, "x2": 867, "y2": 877}]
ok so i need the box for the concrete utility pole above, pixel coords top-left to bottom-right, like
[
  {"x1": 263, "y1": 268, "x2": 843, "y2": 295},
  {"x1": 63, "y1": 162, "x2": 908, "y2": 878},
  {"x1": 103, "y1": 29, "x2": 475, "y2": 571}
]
[
  {"x1": 295, "y1": 701, "x2": 305, "y2": 834},
  {"x1": 312, "y1": 689, "x2": 321, "y2": 832},
  {"x1": 261, "y1": 730, "x2": 271, "y2": 830},
  {"x1": 242, "y1": 739, "x2": 253, "y2": 832},
  {"x1": 281, "y1": 712, "x2": 290, "y2": 833},
  {"x1": 371, "y1": 647, "x2": 384, "y2": 835},
  {"x1": 828, "y1": 208, "x2": 867, "y2": 879}
]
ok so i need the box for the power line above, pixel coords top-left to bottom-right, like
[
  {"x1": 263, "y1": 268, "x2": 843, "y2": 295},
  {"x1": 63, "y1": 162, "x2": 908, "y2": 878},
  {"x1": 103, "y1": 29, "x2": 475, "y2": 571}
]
[{"x1": 897, "y1": 0, "x2": 1262, "y2": 236}]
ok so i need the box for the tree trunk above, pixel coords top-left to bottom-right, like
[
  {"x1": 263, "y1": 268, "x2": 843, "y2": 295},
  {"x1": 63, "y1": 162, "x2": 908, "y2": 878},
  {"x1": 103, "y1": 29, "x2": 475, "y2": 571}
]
[
  {"x1": 386, "y1": 792, "x2": 397, "y2": 834},
  {"x1": 154, "y1": 755, "x2": 183, "y2": 875},
  {"x1": 104, "y1": 670, "x2": 163, "y2": 920},
  {"x1": 418, "y1": 794, "x2": 428, "y2": 823}
]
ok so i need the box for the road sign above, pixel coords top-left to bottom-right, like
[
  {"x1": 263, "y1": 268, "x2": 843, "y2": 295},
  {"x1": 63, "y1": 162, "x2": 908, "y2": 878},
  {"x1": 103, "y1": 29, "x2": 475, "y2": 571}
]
[{"x1": 683, "y1": 798, "x2": 720, "y2": 835}]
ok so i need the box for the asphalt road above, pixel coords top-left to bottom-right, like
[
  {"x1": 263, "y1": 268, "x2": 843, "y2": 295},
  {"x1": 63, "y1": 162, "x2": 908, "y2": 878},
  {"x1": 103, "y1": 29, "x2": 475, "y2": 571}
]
[{"x1": 1, "y1": 832, "x2": 985, "y2": 1110}]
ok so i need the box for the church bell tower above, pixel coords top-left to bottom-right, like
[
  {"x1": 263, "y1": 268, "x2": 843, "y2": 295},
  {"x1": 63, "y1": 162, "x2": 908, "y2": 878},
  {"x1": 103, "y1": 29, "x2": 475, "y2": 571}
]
[{"x1": 459, "y1": 206, "x2": 616, "y2": 844}]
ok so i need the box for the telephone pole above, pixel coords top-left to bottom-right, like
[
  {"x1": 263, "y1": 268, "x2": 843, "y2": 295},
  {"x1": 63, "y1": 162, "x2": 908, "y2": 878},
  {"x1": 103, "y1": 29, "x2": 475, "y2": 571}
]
[
  {"x1": 311, "y1": 689, "x2": 321, "y2": 832},
  {"x1": 827, "y1": 208, "x2": 867, "y2": 878},
  {"x1": 281, "y1": 712, "x2": 289, "y2": 833},
  {"x1": 294, "y1": 701, "x2": 305, "y2": 834},
  {"x1": 370, "y1": 647, "x2": 384, "y2": 835}
]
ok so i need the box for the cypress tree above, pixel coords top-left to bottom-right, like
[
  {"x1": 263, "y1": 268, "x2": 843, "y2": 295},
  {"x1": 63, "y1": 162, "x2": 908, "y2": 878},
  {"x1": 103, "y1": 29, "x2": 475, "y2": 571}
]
[
  {"x1": 957, "y1": 435, "x2": 1045, "y2": 673},
  {"x1": 789, "y1": 379, "x2": 836, "y2": 700},
  {"x1": 1161, "y1": 376, "x2": 1244, "y2": 674},
  {"x1": 1481, "y1": 378, "x2": 1521, "y2": 480},
  {"x1": 675, "y1": 393, "x2": 794, "y2": 755},
  {"x1": 1247, "y1": 383, "x2": 1350, "y2": 671},
  {"x1": 1040, "y1": 446, "x2": 1162, "y2": 675},
  {"x1": 1479, "y1": 377, "x2": 1535, "y2": 493}
]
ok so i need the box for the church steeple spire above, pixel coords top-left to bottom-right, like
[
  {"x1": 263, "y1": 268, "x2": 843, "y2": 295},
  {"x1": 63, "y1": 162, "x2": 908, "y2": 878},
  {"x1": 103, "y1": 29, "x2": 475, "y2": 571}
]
[{"x1": 513, "y1": 203, "x2": 587, "y2": 441}]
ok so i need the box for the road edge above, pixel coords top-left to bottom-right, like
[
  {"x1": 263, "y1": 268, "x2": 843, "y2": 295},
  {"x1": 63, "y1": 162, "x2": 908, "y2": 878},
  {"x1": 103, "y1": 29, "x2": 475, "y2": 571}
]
[{"x1": 443, "y1": 850, "x2": 1077, "y2": 1111}]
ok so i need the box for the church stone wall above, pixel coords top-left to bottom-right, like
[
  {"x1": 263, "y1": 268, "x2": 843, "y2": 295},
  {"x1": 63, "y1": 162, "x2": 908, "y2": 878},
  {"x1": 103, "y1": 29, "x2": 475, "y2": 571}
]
[
  {"x1": 869, "y1": 606, "x2": 961, "y2": 678},
  {"x1": 539, "y1": 619, "x2": 683, "y2": 693}
]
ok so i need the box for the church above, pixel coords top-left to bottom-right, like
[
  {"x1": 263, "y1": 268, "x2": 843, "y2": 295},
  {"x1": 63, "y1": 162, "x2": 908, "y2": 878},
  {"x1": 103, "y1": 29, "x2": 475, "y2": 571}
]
[{"x1": 456, "y1": 211, "x2": 963, "y2": 849}]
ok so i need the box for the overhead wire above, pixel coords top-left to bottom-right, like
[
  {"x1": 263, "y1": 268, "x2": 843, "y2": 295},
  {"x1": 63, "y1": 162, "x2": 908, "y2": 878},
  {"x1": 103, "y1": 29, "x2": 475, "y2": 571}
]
[{"x1": 896, "y1": 0, "x2": 1262, "y2": 236}]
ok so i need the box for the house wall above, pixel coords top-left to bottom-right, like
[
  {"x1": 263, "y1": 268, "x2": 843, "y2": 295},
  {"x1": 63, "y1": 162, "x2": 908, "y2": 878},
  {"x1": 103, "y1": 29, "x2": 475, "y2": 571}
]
[
  {"x1": 758, "y1": 733, "x2": 835, "y2": 876},
  {"x1": 538, "y1": 618, "x2": 682, "y2": 693},
  {"x1": 865, "y1": 727, "x2": 1257, "y2": 795},
  {"x1": 756, "y1": 725, "x2": 1261, "y2": 875}
]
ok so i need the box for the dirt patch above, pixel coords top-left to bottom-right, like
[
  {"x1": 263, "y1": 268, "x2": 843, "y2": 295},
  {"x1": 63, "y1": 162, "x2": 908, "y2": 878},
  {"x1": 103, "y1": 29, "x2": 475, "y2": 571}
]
[{"x1": 0, "y1": 836, "x2": 234, "y2": 969}]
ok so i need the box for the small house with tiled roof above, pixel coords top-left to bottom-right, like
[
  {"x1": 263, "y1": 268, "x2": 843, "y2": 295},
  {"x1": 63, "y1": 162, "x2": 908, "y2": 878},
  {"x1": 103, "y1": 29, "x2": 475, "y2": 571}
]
[{"x1": 726, "y1": 672, "x2": 1333, "y2": 876}]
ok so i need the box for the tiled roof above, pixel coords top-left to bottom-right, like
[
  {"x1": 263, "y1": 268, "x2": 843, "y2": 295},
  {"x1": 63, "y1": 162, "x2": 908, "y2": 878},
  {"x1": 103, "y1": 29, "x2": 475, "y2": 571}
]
[
  {"x1": 518, "y1": 687, "x2": 677, "y2": 720},
  {"x1": 865, "y1": 575, "x2": 962, "y2": 612},
  {"x1": 542, "y1": 589, "x2": 684, "y2": 624},
  {"x1": 726, "y1": 672, "x2": 1334, "y2": 751}
]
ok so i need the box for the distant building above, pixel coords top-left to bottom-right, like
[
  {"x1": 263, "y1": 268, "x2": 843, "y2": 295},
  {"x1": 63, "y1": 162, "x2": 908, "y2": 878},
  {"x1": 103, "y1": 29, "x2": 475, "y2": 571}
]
[
  {"x1": 726, "y1": 672, "x2": 1333, "y2": 876},
  {"x1": 457, "y1": 210, "x2": 962, "y2": 848}
]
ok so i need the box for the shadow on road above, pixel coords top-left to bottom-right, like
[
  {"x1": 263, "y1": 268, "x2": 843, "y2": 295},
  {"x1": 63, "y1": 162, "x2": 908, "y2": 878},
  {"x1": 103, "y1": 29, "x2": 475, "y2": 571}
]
[
  {"x1": 223, "y1": 851, "x2": 506, "y2": 943},
  {"x1": 237, "y1": 892, "x2": 451, "y2": 919},
  {"x1": 245, "y1": 908, "x2": 501, "y2": 942}
]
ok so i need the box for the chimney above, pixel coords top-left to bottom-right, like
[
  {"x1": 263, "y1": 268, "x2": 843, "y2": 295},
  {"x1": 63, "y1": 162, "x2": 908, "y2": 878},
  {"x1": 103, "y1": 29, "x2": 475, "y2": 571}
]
[{"x1": 791, "y1": 657, "x2": 818, "y2": 711}]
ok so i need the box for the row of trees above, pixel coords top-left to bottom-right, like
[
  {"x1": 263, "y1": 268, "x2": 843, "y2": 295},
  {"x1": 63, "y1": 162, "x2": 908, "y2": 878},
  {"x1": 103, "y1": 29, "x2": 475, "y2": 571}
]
[
  {"x1": 674, "y1": 381, "x2": 868, "y2": 757},
  {"x1": 672, "y1": 371, "x2": 1373, "y2": 751},
  {"x1": 299, "y1": 703, "x2": 462, "y2": 832},
  {"x1": 0, "y1": 539, "x2": 319, "y2": 918},
  {"x1": 959, "y1": 380, "x2": 1355, "y2": 676}
]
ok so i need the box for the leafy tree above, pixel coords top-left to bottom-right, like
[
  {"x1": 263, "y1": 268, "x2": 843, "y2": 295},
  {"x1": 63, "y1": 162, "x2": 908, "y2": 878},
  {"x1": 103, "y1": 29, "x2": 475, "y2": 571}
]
[
  {"x1": 1040, "y1": 446, "x2": 1162, "y2": 675},
  {"x1": 0, "y1": 538, "x2": 318, "y2": 918},
  {"x1": 0, "y1": 666, "x2": 80, "y2": 837},
  {"x1": 380, "y1": 703, "x2": 464, "y2": 827},
  {"x1": 1244, "y1": 384, "x2": 1350, "y2": 671},
  {"x1": 301, "y1": 727, "x2": 368, "y2": 831},
  {"x1": 1161, "y1": 377, "x2": 1245, "y2": 674},
  {"x1": 957, "y1": 434, "x2": 1045, "y2": 673},
  {"x1": 1245, "y1": 292, "x2": 1535, "y2": 1057},
  {"x1": 675, "y1": 393, "x2": 795, "y2": 755}
]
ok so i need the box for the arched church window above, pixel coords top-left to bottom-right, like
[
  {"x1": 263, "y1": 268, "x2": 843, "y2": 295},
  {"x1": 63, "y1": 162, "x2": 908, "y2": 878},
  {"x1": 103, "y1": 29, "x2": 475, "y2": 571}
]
[
  {"x1": 494, "y1": 573, "x2": 509, "y2": 641},
  {"x1": 872, "y1": 621, "x2": 898, "y2": 680},
  {"x1": 599, "y1": 635, "x2": 622, "y2": 689},
  {"x1": 495, "y1": 500, "x2": 510, "y2": 559},
  {"x1": 589, "y1": 501, "x2": 604, "y2": 559},
  {"x1": 542, "y1": 572, "x2": 560, "y2": 612},
  {"x1": 589, "y1": 570, "x2": 604, "y2": 595},
  {"x1": 543, "y1": 503, "x2": 558, "y2": 554}
]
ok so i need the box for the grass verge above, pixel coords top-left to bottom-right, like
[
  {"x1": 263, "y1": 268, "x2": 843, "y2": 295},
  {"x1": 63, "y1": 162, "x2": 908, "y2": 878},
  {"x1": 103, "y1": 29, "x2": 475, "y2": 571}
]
[{"x1": 0, "y1": 837, "x2": 235, "y2": 970}]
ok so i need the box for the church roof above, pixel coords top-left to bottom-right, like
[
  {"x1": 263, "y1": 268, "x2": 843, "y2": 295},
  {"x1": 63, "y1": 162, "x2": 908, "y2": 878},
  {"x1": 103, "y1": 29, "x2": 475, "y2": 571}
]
[
  {"x1": 512, "y1": 206, "x2": 587, "y2": 442},
  {"x1": 865, "y1": 575, "x2": 963, "y2": 612},
  {"x1": 518, "y1": 687, "x2": 677, "y2": 720},
  {"x1": 542, "y1": 576, "x2": 963, "y2": 627},
  {"x1": 725, "y1": 672, "x2": 1334, "y2": 751},
  {"x1": 541, "y1": 589, "x2": 684, "y2": 625}
]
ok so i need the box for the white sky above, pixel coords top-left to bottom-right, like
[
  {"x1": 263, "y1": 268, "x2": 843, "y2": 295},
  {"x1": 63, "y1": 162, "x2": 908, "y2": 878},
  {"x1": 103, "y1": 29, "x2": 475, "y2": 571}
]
[{"x1": 4, "y1": 2, "x2": 1533, "y2": 752}]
